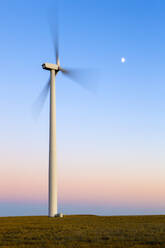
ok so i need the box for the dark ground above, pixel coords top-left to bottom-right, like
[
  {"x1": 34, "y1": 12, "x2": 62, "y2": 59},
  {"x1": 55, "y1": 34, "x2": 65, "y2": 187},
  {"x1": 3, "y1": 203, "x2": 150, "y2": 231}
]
[{"x1": 0, "y1": 215, "x2": 165, "y2": 247}]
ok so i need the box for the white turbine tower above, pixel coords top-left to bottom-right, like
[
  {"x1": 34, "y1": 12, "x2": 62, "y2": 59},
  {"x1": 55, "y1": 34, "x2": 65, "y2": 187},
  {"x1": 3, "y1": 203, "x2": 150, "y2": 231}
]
[
  {"x1": 41, "y1": 59, "x2": 77, "y2": 217},
  {"x1": 35, "y1": 12, "x2": 96, "y2": 217},
  {"x1": 42, "y1": 63, "x2": 58, "y2": 217}
]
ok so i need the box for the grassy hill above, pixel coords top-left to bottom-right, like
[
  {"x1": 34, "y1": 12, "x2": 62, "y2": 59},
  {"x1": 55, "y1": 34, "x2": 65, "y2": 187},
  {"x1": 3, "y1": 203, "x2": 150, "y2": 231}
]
[{"x1": 0, "y1": 215, "x2": 165, "y2": 247}]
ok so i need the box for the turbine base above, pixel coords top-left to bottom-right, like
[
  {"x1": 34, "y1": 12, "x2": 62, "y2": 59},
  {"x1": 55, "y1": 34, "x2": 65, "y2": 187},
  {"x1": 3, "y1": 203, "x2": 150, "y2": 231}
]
[{"x1": 54, "y1": 213, "x2": 63, "y2": 218}]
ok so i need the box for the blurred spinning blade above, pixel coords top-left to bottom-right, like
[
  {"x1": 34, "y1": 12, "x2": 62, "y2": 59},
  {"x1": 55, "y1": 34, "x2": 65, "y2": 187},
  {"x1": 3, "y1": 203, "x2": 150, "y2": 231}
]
[
  {"x1": 48, "y1": 3, "x2": 60, "y2": 66},
  {"x1": 33, "y1": 77, "x2": 50, "y2": 119},
  {"x1": 60, "y1": 67, "x2": 98, "y2": 92}
]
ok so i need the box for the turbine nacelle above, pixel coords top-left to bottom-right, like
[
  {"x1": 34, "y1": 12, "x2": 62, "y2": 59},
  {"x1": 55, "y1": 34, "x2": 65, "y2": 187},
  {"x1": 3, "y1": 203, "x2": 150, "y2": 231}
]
[{"x1": 42, "y1": 63, "x2": 59, "y2": 71}]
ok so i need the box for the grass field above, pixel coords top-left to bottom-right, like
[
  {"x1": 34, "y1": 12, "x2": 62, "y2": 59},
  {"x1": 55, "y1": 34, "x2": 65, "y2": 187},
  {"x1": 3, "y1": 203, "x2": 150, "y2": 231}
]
[{"x1": 0, "y1": 215, "x2": 165, "y2": 247}]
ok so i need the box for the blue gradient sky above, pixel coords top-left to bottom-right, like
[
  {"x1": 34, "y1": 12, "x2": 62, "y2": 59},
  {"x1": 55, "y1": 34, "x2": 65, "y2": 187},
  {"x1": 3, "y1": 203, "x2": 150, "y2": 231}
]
[{"x1": 0, "y1": 0, "x2": 165, "y2": 216}]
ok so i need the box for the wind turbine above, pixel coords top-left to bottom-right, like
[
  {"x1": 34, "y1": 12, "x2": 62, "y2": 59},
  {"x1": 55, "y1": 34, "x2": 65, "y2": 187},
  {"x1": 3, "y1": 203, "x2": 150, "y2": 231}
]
[
  {"x1": 35, "y1": 11, "x2": 96, "y2": 218},
  {"x1": 41, "y1": 46, "x2": 76, "y2": 217}
]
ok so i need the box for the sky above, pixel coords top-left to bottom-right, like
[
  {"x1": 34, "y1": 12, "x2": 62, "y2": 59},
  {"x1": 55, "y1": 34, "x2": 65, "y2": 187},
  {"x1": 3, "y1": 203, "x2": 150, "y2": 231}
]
[{"x1": 0, "y1": 0, "x2": 165, "y2": 216}]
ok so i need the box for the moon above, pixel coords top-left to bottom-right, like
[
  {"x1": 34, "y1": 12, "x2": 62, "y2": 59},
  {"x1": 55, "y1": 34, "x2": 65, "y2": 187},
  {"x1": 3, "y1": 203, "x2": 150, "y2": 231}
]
[{"x1": 121, "y1": 57, "x2": 126, "y2": 63}]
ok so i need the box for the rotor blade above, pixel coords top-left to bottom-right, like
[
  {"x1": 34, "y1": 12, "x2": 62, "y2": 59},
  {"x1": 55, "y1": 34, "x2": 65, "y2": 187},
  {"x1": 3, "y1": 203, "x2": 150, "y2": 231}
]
[
  {"x1": 32, "y1": 77, "x2": 50, "y2": 119},
  {"x1": 60, "y1": 68, "x2": 98, "y2": 93},
  {"x1": 48, "y1": 4, "x2": 59, "y2": 65}
]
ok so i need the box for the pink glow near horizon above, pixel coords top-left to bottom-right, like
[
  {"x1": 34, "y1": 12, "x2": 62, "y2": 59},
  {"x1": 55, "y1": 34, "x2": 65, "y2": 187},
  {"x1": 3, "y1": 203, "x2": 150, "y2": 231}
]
[{"x1": 1, "y1": 162, "x2": 164, "y2": 209}]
